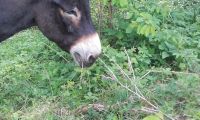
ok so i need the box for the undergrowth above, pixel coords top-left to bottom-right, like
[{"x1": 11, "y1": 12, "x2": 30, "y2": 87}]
[
  {"x1": 0, "y1": 29, "x2": 199, "y2": 120},
  {"x1": 0, "y1": 1, "x2": 200, "y2": 119}
]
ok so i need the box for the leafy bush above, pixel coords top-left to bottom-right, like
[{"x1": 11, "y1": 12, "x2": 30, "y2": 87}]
[{"x1": 102, "y1": 0, "x2": 200, "y2": 72}]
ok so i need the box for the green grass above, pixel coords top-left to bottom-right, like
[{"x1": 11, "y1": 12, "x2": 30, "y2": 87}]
[{"x1": 0, "y1": 29, "x2": 200, "y2": 120}]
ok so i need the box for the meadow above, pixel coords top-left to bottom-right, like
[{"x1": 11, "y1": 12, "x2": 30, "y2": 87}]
[
  {"x1": 0, "y1": 29, "x2": 199, "y2": 120},
  {"x1": 0, "y1": 0, "x2": 200, "y2": 119}
]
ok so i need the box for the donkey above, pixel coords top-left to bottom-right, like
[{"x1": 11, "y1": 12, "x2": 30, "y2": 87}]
[{"x1": 0, "y1": 0, "x2": 101, "y2": 67}]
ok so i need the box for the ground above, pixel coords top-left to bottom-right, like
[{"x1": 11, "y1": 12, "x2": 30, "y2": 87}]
[{"x1": 0, "y1": 29, "x2": 200, "y2": 120}]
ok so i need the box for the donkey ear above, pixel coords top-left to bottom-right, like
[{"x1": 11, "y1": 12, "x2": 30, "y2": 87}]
[{"x1": 52, "y1": 0, "x2": 62, "y2": 5}]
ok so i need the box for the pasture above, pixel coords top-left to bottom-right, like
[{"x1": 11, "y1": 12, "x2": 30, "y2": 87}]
[
  {"x1": 1, "y1": 0, "x2": 200, "y2": 119},
  {"x1": 0, "y1": 29, "x2": 199, "y2": 120}
]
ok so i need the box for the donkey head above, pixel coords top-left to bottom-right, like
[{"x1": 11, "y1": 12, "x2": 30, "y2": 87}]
[{"x1": 34, "y1": 0, "x2": 101, "y2": 67}]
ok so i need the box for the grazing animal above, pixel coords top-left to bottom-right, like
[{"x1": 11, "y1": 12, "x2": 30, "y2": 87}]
[{"x1": 0, "y1": 0, "x2": 101, "y2": 67}]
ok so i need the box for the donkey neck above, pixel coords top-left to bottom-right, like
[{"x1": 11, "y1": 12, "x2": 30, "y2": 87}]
[{"x1": 0, "y1": 0, "x2": 36, "y2": 42}]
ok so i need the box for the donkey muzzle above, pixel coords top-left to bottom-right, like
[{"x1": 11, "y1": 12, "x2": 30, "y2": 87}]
[{"x1": 70, "y1": 33, "x2": 101, "y2": 67}]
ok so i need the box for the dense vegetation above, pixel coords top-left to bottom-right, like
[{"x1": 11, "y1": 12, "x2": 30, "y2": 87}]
[{"x1": 0, "y1": 0, "x2": 200, "y2": 119}]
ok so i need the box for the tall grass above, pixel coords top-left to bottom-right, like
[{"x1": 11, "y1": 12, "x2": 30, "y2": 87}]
[{"x1": 0, "y1": 29, "x2": 200, "y2": 119}]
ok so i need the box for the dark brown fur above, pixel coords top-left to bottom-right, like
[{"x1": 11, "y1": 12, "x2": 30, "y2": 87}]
[{"x1": 0, "y1": 0, "x2": 96, "y2": 52}]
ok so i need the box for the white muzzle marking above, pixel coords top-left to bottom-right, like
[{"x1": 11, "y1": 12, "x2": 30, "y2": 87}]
[{"x1": 70, "y1": 33, "x2": 101, "y2": 67}]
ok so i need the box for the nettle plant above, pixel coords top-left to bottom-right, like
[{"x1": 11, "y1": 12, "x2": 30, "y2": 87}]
[{"x1": 103, "y1": 0, "x2": 200, "y2": 72}]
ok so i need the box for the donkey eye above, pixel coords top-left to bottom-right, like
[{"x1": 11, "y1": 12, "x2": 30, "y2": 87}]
[{"x1": 65, "y1": 9, "x2": 77, "y2": 16}]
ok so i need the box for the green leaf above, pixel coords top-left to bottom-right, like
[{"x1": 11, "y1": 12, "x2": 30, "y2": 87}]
[
  {"x1": 143, "y1": 115, "x2": 161, "y2": 120},
  {"x1": 162, "y1": 52, "x2": 169, "y2": 59},
  {"x1": 179, "y1": 63, "x2": 186, "y2": 70},
  {"x1": 125, "y1": 12, "x2": 133, "y2": 19},
  {"x1": 119, "y1": 0, "x2": 128, "y2": 7},
  {"x1": 144, "y1": 26, "x2": 151, "y2": 37},
  {"x1": 150, "y1": 26, "x2": 156, "y2": 36},
  {"x1": 103, "y1": 0, "x2": 109, "y2": 5},
  {"x1": 126, "y1": 24, "x2": 134, "y2": 33},
  {"x1": 137, "y1": 25, "x2": 143, "y2": 35}
]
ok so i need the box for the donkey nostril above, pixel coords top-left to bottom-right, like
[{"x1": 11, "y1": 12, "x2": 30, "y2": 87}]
[
  {"x1": 72, "y1": 52, "x2": 98, "y2": 67},
  {"x1": 74, "y1": 52, "x2": 81, "y2": 62},
  {"x1": 88, "y1": 55, "x2": 96, "y2": 64}
]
